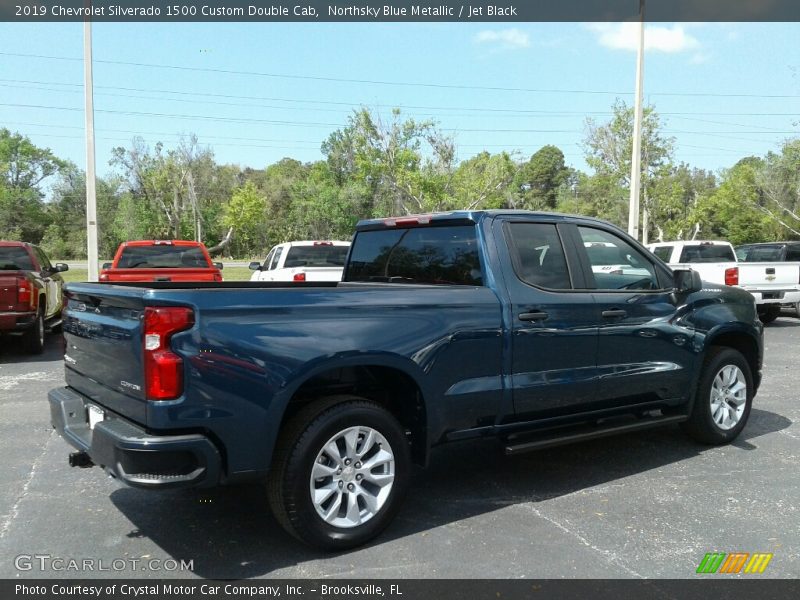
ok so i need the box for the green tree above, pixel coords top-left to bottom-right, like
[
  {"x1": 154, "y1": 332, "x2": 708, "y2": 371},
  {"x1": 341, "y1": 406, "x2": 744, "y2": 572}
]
[
  {"x1": 513, "y1": 145, "x2": 569, "y2": 209},
  {"x1": 223, "y1": 181, "x2": 268, "y2": 257}
]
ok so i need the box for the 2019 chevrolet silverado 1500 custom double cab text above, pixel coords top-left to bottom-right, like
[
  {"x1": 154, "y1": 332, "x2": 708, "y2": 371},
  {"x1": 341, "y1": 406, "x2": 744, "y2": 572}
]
[{"x1": 49, "y1": 211, "x2": 763, "y2": 550}]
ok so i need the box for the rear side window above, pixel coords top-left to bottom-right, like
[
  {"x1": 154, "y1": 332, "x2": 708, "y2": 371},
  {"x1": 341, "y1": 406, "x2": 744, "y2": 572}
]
[
  {"x1": 117, "y1": 245, "x2": 209, "y2": 269},
  {"x1": 786, "y1": 246, "x2": 800, "y2": 261},
  {"x1": 736, "y1": 245, "x2": 783, "y2": 262},
  {"x1": 0, "y1": 247, "x2": 34, "y2": 271},
  {"x1": 651, "y1": 246, "x2": 673, "y2": 262},
  {"x1": 345, "y1": 225, "x2": 482, "y2": 285},
  {"x1": 505, "y1": 223, "x2": 571, "y2": 289},
  {"x1": 679, "y1": 244, "x2": 736, "y2": 263},
  {"x1": 284, "y1": 245, "x2": 349, "y2": 268}
]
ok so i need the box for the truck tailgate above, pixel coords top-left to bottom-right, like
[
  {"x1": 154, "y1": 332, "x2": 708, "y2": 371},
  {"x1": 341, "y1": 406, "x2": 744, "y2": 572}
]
[
  {"x1": 62, "y1": 284, "x2": 153, "y2": 424},
  {"x1": 738, "y1": 263, "x2": 800, "y2": 290},
  {"x1": 0, "y1": 273, "x2": 21, "y2": 309},
  {"x1": 102, "y1": 268, "x2": 219, "y2": 282}
]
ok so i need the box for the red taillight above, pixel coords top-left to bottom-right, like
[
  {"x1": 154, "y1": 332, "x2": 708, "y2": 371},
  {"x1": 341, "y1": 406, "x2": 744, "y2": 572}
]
[
  {"x1": 143, "y1": 306, "x2": 194, "y2": 400},
  {"x1": 213, "y1": 273, "x2": 223, "y2": 282},
  {"x1": 293, "y1": 272, "x2": 306, "y2": 282},
  {"x1": 17, "y1": 280, "x2": 32, "y2": 306},
  {"x1": 725, "y1": 267, "x2": 739, "y2": 286}
]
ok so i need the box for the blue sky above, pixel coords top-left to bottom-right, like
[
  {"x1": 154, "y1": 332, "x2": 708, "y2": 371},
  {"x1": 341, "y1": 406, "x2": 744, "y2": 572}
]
[{"x1": 0, "y1": 22, "x2": 798, "y2": 181}]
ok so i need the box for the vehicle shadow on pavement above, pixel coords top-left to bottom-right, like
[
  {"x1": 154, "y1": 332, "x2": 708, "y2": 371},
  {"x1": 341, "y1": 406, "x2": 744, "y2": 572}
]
[
  {"x1": 0, "y1": 334, "x2": 63, "y2": 363},
  {"x1": 109, "y1": 407, "x2": 791, "y2": 578}
]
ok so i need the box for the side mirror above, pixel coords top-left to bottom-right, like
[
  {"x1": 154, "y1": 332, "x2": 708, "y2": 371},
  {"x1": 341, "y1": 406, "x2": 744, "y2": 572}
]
[
  {"x1": 248, "y1": 261, "x2": 262, "y2": 271},
  {"x1": 213, "y1": 262, "x2": 224, "y2": 270},
  {"x1": 101, "y1": 262, "x2": 111, "y2": 270},
  {"x1": 674, "y1": 268, "x2": 702, "y2": 293},
  {"x1": 54, "y1": 263, "x2": 69, "y2": 273}
]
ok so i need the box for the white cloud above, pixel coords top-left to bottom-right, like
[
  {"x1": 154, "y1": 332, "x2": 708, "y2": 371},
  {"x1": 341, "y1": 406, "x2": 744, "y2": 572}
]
[
  {"x1": 586, "y1": 23, "x2": 700, "y2": 53},
  {"x1": 474, "y1": 28, "x2": 530, "y2": 50}
]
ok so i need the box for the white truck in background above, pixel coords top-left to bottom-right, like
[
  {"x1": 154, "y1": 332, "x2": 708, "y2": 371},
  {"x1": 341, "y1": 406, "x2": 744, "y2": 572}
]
[
  {"x1": 647, "y1": 240, "x2": 800, "y2": 324},
  {"x1": 249, "y1": 240, "x2": 351, "y2": 282}
]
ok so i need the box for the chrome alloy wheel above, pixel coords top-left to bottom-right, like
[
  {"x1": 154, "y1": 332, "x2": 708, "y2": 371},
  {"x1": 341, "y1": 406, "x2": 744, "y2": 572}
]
[
  {"x1": 710, "y1": 365, "x2": 747, "y2": 430},
  {"x1": 309, "y1": 426, "x2": 395, "y2": 528}
]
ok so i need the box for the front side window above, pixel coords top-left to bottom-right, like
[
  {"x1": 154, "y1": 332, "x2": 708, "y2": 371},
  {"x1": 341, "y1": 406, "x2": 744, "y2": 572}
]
[
  {"x1": 578, "y1": 227, "x2": 659, "y2": 291},
  {"x1": 345, "y1": 225, "x2": 482, "y2": 285},
  {"x1": 505, "y1": 222, "x2": 571, "y2": 289},
  {"x1": 269, "y1": 247, "x2": 284, "y2": 270}
]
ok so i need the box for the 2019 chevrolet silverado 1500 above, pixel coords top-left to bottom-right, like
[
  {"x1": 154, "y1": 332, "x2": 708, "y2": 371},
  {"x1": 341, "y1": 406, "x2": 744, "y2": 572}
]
[
  {"x1": 249, "y1": 240, "x2": 350, "y2": 282},
  {"x1": 49, "y1": 211, "x2": 763, "y2": 550},
  {"x1": 0, "y1": 241, "x2": 68, "y2": 353},
  {"x1": 99, "y1": 240, "x2": 223, "y2": 283}
]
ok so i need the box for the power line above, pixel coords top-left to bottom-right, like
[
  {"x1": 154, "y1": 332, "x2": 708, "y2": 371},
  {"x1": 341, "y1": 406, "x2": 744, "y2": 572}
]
[{"x1": 3, "y1": 51, "x2": 800, "y2": 99}]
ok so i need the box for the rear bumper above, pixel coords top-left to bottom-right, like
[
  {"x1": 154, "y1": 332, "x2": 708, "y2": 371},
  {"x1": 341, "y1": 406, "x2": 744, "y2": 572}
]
[
  {"x1": 48, "y1": 386, "x2": 221, "y2": 489},
  {"x1": 746, "y1": 290, "x2": 800, "y2": 305},
  {"x1": 0, "y1": 310, "x2": 36, "y2": 332}
]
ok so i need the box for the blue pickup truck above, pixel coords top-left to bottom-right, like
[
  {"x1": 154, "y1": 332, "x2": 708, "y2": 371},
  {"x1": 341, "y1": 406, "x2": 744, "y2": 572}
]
[{"x1": 49, "y1": 211, "x2": 763, "y2": 550}]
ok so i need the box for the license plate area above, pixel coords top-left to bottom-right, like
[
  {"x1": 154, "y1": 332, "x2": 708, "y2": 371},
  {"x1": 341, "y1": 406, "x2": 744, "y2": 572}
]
[{"x1": 87, "y1": 404, "x2": 105, "y2": 430}]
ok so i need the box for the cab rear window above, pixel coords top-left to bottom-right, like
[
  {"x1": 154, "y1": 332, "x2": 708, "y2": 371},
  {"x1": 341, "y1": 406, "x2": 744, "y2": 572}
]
[
  {"x1": 345, "y1": 225, "x2": 482, "y2": 285},
  {"x1": 117, "y1": 246, "x2": 210, "y2": 269},
  {"x1": 0, "y1": 247, "x2": 34, "y2": 271},
  {"x1": 679, "y1": 244, "x2": 736, "y2": 263}
]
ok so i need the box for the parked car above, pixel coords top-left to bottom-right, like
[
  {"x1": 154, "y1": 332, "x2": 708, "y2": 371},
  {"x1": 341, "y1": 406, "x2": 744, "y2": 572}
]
[
  {"x1": 647, "y1": 240, "x2": 800, "y2": 323},
  {"x1": 249, "y1": 240, "x2": 350, "y2": 282},
  {"x1": 100, "y1": 240, "x2": 223, "y2": 283},
  {"x1": 50, "y1": 211, "x2": 762, "y2": 550},
  {"x1": 0, "y1": 241, "x2": 68, "y2": 353},
  {"x1": 736, "y1": 242, "x2": 800, "y2": 317}
]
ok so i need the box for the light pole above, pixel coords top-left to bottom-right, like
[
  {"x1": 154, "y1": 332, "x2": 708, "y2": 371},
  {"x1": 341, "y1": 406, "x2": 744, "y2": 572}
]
[
  {"x1": 84, "y1": 10, "x2": 99, "y2": 282},
  {"x1": 627, "y1": 0, "x2": 645, "y2": 241}
]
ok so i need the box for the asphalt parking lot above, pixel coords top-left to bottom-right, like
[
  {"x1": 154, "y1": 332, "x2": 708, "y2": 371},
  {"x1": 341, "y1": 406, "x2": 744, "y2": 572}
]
[{"x1": 0, "y1": 317, "x2": 798, "y2": 579}]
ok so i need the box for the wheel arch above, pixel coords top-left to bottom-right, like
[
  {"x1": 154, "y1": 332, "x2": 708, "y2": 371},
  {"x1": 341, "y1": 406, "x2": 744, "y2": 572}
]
[{"x1": 271, "y1": 354, "x2": 431, "y2": 467}]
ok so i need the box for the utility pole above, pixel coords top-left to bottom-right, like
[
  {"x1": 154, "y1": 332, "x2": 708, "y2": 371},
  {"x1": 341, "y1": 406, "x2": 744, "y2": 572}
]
[
  {"x1": 84, "y1": 12, "x2": 99, "y2": 282},
  {"x1": 627, "y1": 0, "x2": 645, "y2": 241}
]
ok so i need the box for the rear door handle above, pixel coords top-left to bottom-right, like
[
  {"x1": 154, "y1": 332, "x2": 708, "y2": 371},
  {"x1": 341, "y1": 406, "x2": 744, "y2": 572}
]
[
  {"x1": 519, "y1": 311, "x2": 549, "y2": 322},
  {"x1": 601, "y1": 309, "x2": 627, "y2": 318}
]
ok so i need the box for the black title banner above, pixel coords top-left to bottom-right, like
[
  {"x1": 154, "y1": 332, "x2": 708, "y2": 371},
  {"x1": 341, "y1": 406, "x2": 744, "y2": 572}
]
[{"x1": 3, "y1": 0, "x2": 800, "y2": 22}]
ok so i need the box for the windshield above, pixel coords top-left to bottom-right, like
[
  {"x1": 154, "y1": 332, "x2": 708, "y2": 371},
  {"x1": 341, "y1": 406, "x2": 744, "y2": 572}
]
[
  {"x1": 116, "y1": 245, "x2": 210, "y2": 268},
  {"x1": 283, "y1": 245, "x2": 349, "y2": 268},
  {"x1": 0, "y1": 247, "x2": 34, "y2": 271},
  {"x1": 736, "y1": 245, "x2": 783, "y2": 262},
  {"x1": 678, "y1": 245, "x2": 736, "y2": 263}
]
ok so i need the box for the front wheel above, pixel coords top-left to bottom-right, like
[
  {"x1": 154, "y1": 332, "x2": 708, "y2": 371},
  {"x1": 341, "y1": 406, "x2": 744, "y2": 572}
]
[
  {"x1": 267, "y1": 396, "x2": 411, "y2": 551},
  {"x1": 681, "y1": 347, "x2": 753, "y2": 445}
]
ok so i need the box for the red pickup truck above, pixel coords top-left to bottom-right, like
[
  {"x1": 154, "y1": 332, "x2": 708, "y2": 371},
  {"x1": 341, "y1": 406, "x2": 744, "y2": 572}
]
[
  {"x1": 100, "y1": 240, "x2": 223, "y2": 283},
  {"x1": 0, "y1": 241, "x2": 69, "y2": 353}
]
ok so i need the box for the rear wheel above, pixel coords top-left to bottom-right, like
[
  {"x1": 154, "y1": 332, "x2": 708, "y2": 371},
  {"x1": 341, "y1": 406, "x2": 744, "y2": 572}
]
[
  {"x1": 682, "y1": 347, "x2": 753, "y2": 444},
  {"x1": 267, "y1": 396, "x2": 411, "y2": 551},
  {"x1": 758, "y1": 305, "x2": 780, "y2": 324},
  {"x1": 22, "y1": 308, "x2": 45, "y2": 355}
]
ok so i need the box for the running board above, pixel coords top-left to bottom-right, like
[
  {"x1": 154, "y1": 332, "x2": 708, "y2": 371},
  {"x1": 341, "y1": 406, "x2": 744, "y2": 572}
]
[{"x1": 504, "y1": 414, "x2": 687, "y2": 456}]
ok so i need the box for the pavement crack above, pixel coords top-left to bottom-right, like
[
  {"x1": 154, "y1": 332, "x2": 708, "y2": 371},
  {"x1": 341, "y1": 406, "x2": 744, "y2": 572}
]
[
  {"x1": 0, "y1": 428, "x2": 54, "y2": 540},
  {"x1": 515, "y1": 502, "x2": 645, "y2": 579}
]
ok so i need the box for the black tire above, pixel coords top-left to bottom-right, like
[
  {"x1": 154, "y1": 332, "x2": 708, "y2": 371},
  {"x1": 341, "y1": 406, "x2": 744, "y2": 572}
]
[
  {"x1": 795, "y1": 302, "x2": 800, "y2": 319},
  {"x1": 681, "y1": 347, "x2": 753, "y2": 445},
  {"x1": 758, "y1": 306, "x2": 780, "y2": 324},
  {"x1": 267, "y1": 395, "x2": 411, "y2": 551},
  {"x1": 22, "y1": 308, "x2": 45, "y2": 355}
]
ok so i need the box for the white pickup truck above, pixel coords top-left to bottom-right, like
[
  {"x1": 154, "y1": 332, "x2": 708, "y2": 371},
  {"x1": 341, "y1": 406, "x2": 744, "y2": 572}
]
[
  {"x1": 249, "y1": 240, "x2": 350, "y2": 282},
  {"x1": 647, "y1": 240, "x2": 800, "y2": 323}
]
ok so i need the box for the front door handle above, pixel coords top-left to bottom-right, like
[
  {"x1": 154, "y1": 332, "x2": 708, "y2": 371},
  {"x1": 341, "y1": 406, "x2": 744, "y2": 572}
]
[
  {"x1": 601, "y1": 309, "x2": 627, "y2": 319},
  {"x1": 519, "y1": 311, "x2": 549, "y2": 322}
]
